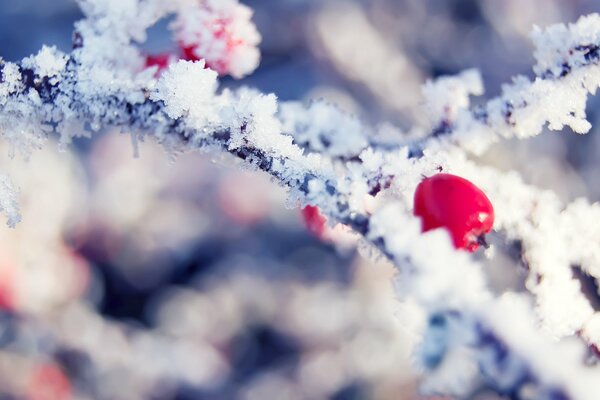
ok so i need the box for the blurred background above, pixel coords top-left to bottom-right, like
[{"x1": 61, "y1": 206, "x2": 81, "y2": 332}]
[{"x1": 1, "y1": 1, "x2": 600, "y2": 399}]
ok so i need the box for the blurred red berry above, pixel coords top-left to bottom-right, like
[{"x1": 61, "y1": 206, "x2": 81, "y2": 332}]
[
  {"x1": 0, "y1": 280, "x2": 14, "y2": 311},
  {"x1": 302, "y1": 205, "x2": 327, "y2": 238},
  {"x1": 144, "y1": 53, "x2": 173, "y2": 75},
  {"x1": 413, "y1": 173, "x2": 494, "y2": 252},
  {"x1": 180, "y1": 18, "x2": 245, "y2": 76},
  {"x1": 181, "y1": 44, "x2": 197, "y2": 62},
  {"x1": 218, "y1": 173, "x2": 270, "y2": 226},
  {"x1": 0, "y1": 267, "x2": 15, "y2": 311},
  {"x1": 181, "y1": 43, "x2": 227, "y2": 75},
  {"x1": 26, "y1": 364, "x2": 71, "y2": 400}
]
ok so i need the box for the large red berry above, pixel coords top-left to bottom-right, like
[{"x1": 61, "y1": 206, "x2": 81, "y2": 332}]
[{"x1": 413, "y1": 173, "x2": 494, "y2": 252}]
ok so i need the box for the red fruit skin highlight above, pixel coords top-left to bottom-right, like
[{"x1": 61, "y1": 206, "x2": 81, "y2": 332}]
[{"x1": 413, "y1": 173, "x2": 495, "y2": 252}]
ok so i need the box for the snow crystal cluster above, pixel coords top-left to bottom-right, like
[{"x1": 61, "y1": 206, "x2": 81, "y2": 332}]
[{"x1": 3, "y1": 0, "x2": 600, "y2": 398}]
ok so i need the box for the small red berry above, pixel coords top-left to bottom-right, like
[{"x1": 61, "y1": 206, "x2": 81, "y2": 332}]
[
  {"x1": 0, "y1": 279, "x2": 14, "y2": 311},
  {"x1": 0, "y1": 266, "x2": 15, "y2": 311},
  {"x1": 413, "y1": 173, "x2": 494, "y2": 252},
  {"x1": 144, "y1": 53, "x2": 173, "y2": 75},
  {"x1": 26, "y1": 363, "x2": 72, "y2": 400},
  {"x1": 301, "y1": 205, "x2": 327, "y2": 238},
  {"x1": 181, "y1": 43, "x2": 228, "y2": 75},
  {"x1": 179, "y1": 17, "x2": 248, "y2": 76}
]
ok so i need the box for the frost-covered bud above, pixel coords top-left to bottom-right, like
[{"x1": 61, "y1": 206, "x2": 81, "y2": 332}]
[{"x1": 173, "y1": 0, "x2": 261, "y2": 78}]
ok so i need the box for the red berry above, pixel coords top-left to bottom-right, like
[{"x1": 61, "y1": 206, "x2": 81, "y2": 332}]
[
  {"x1": 181, "y1": 43, "x2": 228, "y2": 75},
  {"x1": 144, "y1": 53, "x2": 173, "y2": 75},
  {"x1": 301, "y1": 205, "x2": 327, "y2": 238},
  {"x1": 413, "y1": 173, "x2": 494, "y2": 252},
  {"x1": 181, "y1": 44, "x2": 197, "y2": 62},
  {"x1": 0, "y1": 267, "x2": 15, "y2": 311},
  {"x1": 179, "y1": 17, "x2": 246, "y2": 76},
  {"x1": 0, "y1": 279, "x2": 14, "y2": 311},
  {"x1": 26, "y1": 363, "x2": 71, "y2": 400}
]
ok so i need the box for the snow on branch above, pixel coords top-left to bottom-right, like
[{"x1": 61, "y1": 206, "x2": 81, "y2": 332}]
[
  {"x1": 284, "y1": 15, "x2": 600, "y2": 160},
  {"x1": 2, "y1": 1, "x2": 600, "y2": 398},
  {"x1": 450, "y1": 157, "x2": 600, "y2": 343}
]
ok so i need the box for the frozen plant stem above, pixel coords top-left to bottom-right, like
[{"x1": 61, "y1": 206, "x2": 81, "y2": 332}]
[{"x1": 2, "y1": 1, "x2": 600, "y2": 398}]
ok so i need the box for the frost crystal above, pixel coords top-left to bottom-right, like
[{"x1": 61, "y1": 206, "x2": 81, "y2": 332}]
[
  {"x1": 279, "y1": 101, "x2": 369, "y2": 159},
  {"x1": 151, "y1": 60, "x2": 219, "y2": 123},
  {"x1": 21, "y1": 46, "x2": 68, "y2": 80}
]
